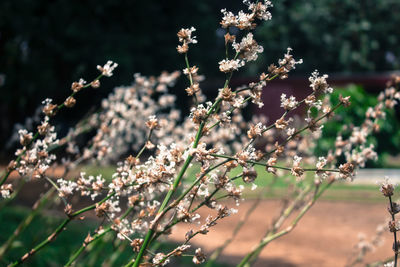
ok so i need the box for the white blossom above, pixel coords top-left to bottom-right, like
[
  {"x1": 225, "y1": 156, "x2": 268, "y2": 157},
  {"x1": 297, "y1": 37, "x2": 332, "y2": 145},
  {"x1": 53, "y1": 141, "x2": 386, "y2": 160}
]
[
  {"x1": 218, "y1": 59, "x2": 245, "y2": 73},
  {"x1": 309, "y1": 70, "x2": 333, "y2": 94},
  {"x1": 97, "y1": 60, "x2": 118, "y2": 77},
  {"x1": 233, "y1": 33, "x2": 264, "y2": 62},
  {"x1": 280, "y1": 94, "x2": 298, "y2": 110}
]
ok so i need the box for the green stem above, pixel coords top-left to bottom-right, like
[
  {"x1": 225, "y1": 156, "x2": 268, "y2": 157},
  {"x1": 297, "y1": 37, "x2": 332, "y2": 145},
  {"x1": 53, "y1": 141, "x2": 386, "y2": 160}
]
[
  {"x1": 130, "y1": 49, "x2": 237, "y2": 266},
  {"x1": 130, "y1": 230, "x2": 154, "y2": 267},
  {"x1": 184, "y1": 54, "x2": 194, "y2": 86},
  {"x1": 65, "y1": 207, "x2": 133, "y2": 266},
  {"x1": 389, "y1": 195, "x2": 398, "y2": 267},
  {"x1": 45, "y1": 176, "x2": 68, "y2": 206},
  {"x1": 237, "y1": 181, "x2": 333, "y2": 267},
  {"x1": 206, "y1": 193, "x2": 263, "y2": 267},
  {"x1": 136, "y1": 129, "x2": 154, "y2": 160},
  {"x1": 210, "y1": 154, "x2": 339, "y2": 173},
  {"x1": 104, "y1": 240, "x2": 129, "y2": 267},
  {"x1": 184, "y1": 53, "x2": 198, "y2": 105},
  {"x1": 149, "y1": 160, "x2": 229, "y2": 244},
  {"x1": 0, "y1": 188, "x2": 55, "y2": 260},
  {"x1": 246, "y1": 184, "x2": 313, "y2": 266},
  {"x1": 131, "y1": 93, "x2": 225, "y2": 267},
  {"x1": 8, "y1": 192, "x2": 115, "y2": 267}
]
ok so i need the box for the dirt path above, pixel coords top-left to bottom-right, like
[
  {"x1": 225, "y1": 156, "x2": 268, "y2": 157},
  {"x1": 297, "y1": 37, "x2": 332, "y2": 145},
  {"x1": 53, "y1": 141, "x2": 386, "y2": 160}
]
[{"x1": 169, "y1": 200, "x2": 392, "y2": 267}]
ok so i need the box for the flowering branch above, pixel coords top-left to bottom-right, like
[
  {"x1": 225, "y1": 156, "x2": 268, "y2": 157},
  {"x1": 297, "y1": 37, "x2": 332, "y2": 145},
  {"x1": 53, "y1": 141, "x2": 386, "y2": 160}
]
[
  {"x1": 210, "y1": 153, "x2": 340, "y2": 173},
  {"x1": 0, "y1": 62, "x2": 117, "y2": 189},
  {"x1": 0, "y1": 188, "x2": 55, "y2": 260},
  {"x1": 241, "y1": 183, "x2": 313, "y2": 266},
  {"x1": 8, "y1": 192, "x2": 116, "y2": 267},
  {"x1": 238, "y1": 180, "x2": 333, "y2": 267},
  {"x1": 64, "y1": 207, "x2": 133, "y2": 266},
  {"x1": 205, "y1": 192, "x2": 264, "y2": 267}
]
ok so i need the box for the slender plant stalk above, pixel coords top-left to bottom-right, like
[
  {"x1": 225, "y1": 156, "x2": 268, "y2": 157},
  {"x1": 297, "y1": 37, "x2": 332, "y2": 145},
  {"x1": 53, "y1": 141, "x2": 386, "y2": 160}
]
[
  {"x1": 65, "y1": 229, "x2": 109, "y2": 267},
  {"x1": 130, "y1": 96, "x2": 222, "y2": 267},
  {"x1": 65, "y1": 207, "x2": 133, "y2": 266},
  {"x1": 366, "y1": 256, "x2": 395, "y2": 267},
  {"x1": 87, "y1": 235, "x2": 110, "y2": 267},
  {"x1": 389, "y1": 195, "x2": 398, "y2": 267},
  {"x1": 237, "y1": 181, "x2": 333, "y2": 267},
  {"x1": 185, "y1": 91, "x2": 334, "y2": 257},
  {"x1": 8, "y1": 192, "x2": 115, "y2": 267},
  {"x1": 210, "y1": 154, "x2": 339, "y2": 173},
  {"x1": 102, "y1": 239, "x2": 129, "y2": 267},
  {"x1": 244, "y1": 184, "x2": 313, "y2": 266},
  {"x1": 0, "y1": 187, "x2": 55, "y2": 260},
  {"x1": 135, "y1": 128, "x2": 154, "y2": 160},
  {"x1": 65, "y1": 228, "x2": 113, "y2": 266},
  {"x1": 205, "y1": 193, "x2": 263, "y2": 267},
  {"x1": 130, "y1": 63, "x2": 236, "y2": 267}
]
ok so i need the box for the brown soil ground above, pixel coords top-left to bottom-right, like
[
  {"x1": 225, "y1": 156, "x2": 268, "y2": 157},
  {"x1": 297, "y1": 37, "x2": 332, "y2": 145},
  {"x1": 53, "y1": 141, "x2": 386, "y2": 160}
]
[{"x1": 169, "y1": 200, "x2": 392, "y2": 267}]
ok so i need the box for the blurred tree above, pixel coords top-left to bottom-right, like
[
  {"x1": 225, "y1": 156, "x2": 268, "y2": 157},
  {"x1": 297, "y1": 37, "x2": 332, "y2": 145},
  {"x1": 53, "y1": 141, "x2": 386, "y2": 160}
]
[{"x1": 255, "y1": 0, "x2": 400, "y2": 74}]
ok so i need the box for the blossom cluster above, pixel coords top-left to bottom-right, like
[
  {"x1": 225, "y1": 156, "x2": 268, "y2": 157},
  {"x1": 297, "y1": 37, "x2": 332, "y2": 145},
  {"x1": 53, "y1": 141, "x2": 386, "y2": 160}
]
[{"x1": 1, "y1": 1, "x2": 400, "y2": 267}]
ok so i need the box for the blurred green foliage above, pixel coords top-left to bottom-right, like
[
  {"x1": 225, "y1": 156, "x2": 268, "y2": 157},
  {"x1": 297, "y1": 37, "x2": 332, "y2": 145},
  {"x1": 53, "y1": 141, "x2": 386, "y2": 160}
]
[
  {"x1": 315, "y1": 85, "x2": 400, "y2": 167},
  {"x1": 255, "y1": 0, "x2": 400, "y2": 74}
]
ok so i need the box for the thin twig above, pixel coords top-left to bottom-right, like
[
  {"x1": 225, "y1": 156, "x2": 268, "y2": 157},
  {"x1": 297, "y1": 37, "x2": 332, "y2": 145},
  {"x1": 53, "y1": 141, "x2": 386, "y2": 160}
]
[
  {"x1": 8, "y1": 192, "x2": 115, "y2": 267},
  {"x1": 237, "y1": 180, "x2": 333, "y2": 267}
]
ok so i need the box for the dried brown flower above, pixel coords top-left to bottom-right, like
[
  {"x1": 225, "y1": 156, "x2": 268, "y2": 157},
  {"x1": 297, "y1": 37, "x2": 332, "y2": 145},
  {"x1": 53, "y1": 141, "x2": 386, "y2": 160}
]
[
  {"x1": 64, "y1": 96, "x2": 76, "y2": 108},
  {"x1": 43, "y1": 103, "x2": 57, "y2": 117},
  {"x1": 91, "y1": 80, "x2": 100, "y2": 88}
]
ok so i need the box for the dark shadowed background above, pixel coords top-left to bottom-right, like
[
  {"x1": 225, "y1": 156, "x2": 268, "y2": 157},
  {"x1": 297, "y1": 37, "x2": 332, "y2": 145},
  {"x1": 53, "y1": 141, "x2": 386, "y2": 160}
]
[{"x1": 1, "y1": 0, "x2": 400, "y2": 161}]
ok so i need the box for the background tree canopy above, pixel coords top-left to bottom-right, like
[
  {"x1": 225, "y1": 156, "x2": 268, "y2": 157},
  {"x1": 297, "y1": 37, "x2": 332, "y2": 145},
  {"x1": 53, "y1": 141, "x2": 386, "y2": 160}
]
[
  {"x1": 256, "y1": 0, "x2": 400, "y2": 74},
  {"x1": 1, "y1": 0, "x2": 399, "y2": 158}
]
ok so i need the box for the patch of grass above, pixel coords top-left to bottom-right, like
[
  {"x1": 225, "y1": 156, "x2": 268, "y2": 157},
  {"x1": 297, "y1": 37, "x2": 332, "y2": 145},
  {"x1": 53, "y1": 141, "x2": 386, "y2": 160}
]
[{"x1": 82, "y1": 165, "x2": 116, "y2": 179}]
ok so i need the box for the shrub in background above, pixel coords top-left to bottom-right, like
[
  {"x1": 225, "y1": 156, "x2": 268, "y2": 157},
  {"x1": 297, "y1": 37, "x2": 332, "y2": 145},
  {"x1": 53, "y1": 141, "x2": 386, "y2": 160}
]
[{"x1": 315, "y1": 85, "x2": 400, "y2": 167}]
